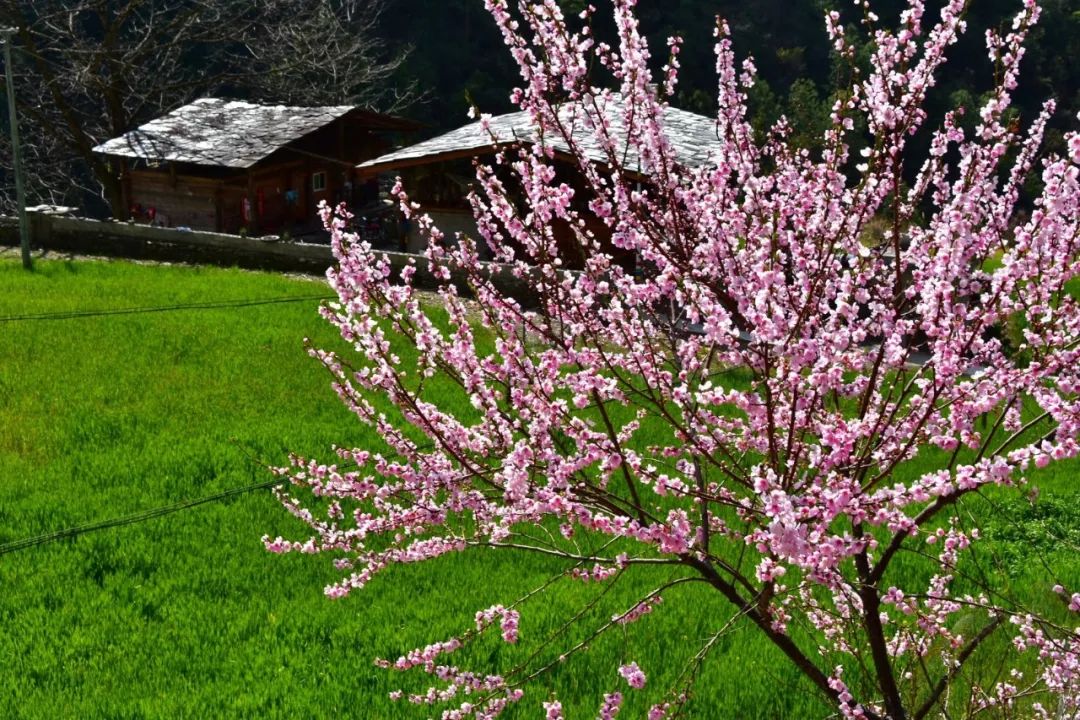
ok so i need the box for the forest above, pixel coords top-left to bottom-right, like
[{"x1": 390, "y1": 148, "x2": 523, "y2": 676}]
[
  {"x1": 1, "y1": 0, "x2": 1078, "y2": 215},
  {"x1": 381, "y1": 0, "x2": 1079, "y2": 151}
]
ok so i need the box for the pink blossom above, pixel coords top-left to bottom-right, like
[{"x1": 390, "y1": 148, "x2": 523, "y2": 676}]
[
  {"x1": 543, "y1": 700, "x2": 564, "y2": 720},
  {"x1": 618, "y1": 662, "x2": 646, "y2": 690},
  {"x1": 597, "y1": 692, "x2": 623, "y2": 719}
]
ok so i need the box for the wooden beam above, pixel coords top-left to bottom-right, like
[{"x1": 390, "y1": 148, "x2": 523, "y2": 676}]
[
  {"x1": 128, "y1": 169, "x2": 226, "y2": 189},
  {"x1": 214, "y1": 187, "x2": 224, "y2": 233},
  {"x1": 356, "y1": 145, "x2": 511, "y2": 178},
  {"x1": 337, "y1": 118, "x2": 346, "y2": 162},
  {"x1": 356, "y1": 143, "x2": 650, "y2": 185},
  {"x1": 120, "y1": 158, "x2": 132, "y2": 219},
  {"x1": 246, "y1": 168, "x2": 257, "y2": 233}
]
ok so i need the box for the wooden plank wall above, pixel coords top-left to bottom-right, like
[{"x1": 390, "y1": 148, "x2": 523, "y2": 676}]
[{"x1": 128, "y1": 171, "x2": 220, "y2": 231}]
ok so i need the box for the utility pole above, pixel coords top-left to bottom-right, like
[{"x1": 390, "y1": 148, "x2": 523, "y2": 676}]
[{"x1": 2, "y1": 27, "x2": 31, "y2": 270}]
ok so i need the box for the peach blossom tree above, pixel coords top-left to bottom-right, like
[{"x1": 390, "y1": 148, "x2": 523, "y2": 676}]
[{"x1": 266, "y1": 1, "x2": 1080, "y2": 717}]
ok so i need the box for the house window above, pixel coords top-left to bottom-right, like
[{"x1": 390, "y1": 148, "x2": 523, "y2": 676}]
[{"x1": 312, "y1": 171, "x2": 327, "y2": 192}]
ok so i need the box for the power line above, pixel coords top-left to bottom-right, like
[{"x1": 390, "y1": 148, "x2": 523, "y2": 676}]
[
  {"x1": 0, "y1": 293, "x2": 334, "y2": 323},
  {"x1": 0, "y1": 476, "x2": 287, "y2": 557}
]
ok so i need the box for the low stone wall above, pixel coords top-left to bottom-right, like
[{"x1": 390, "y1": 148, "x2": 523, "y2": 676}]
[
  {"x1": 0, "y1": 212, "x2": 539, "y2": 306},
  {"x1": 0, "y1": 213, "x2": 334, "y2": 274}
]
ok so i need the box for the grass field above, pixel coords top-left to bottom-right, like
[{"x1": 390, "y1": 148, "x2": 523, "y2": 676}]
[{"x1": 0, "y1": 256, "x2": 1077, "y2": 719}]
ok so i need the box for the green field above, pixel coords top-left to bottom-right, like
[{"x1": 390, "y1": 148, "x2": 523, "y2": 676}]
[{"x1": 1, "y1": 257, "x2": 1077, "y2": 719}]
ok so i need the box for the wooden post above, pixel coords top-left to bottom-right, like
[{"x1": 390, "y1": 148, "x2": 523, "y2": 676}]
[
  {"x1": 2, "y1": 27, "x2": 31, "y2": 269},
  {"x1": 246, "y1": 169, "x2": 257, "y2": 234},
  {"x1": 213, "y1": 184, "x2": 224, "y2": 233},
  {"x1": 120, "y1": 159, "x2": 131, "y2": 220},
  {"x1": 336, "y1": 121, "x2": 346, "y2": 204},
  {"x1": 302, "y1": 158, "x2": 312, "y2": 229}
]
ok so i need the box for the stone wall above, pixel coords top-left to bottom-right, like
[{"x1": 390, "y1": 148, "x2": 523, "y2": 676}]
[{"x1": 0, "y1": 212, "x2": 539, "y2": 307}]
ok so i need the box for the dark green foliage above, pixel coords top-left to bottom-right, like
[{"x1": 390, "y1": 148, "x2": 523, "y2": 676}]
[{"x1": 381, "y1": 0, "x2": 1078, "y2": 172}]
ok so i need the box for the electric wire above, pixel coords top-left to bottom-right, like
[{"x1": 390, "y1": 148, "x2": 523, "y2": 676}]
[
  {"x1": 0, "y1": 476, "x2": 288, "y2": 557},
  {"x1": 0, "y1": 293, "x2": 337, "y2": 555},
  {"x1": 0, "y1": 293, "x2": 334, "y2": 323}
]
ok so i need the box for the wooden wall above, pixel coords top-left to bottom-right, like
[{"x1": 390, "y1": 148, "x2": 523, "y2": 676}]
[
  {"x1": 127, "y1": 171, "x2": 220, "y2": 231},
  {"x1": 121, "y1": 114, "x2": 404, "y2": 235}
]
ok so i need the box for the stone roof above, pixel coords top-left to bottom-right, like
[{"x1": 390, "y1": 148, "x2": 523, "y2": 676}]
[
  {"x1": 93, "y1": 98, "x2": 407, "y2": 169},
  {"x1": 357, "y1": 95, "x2": 722, "y2": 175}
]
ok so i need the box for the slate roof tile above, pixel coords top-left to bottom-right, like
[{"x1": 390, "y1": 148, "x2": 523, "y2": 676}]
[
  {"x1": 357, "y1": 94, "x2": 722, "y2": 174},
  {"x1": 93, "y1": 98, "x2": 358, "y2": 168}
]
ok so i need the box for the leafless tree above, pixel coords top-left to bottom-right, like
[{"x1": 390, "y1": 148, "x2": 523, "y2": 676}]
[
  {"x1": 0, "y1": 0, "x2": 413, "y2": 217},
  {"x1": 244, "y1": 0, "x2": 414, "y2": 110}
]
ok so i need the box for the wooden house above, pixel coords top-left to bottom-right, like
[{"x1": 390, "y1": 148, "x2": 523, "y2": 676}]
[
  {"x1": 355, "y1": 95, "x2": 724, "y2": 266},
  {"x1": 93, "y1": 98, "x2": 419, "y2": 235}
]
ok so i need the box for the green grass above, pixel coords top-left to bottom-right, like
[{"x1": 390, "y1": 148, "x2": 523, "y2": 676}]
[{"x1": 0, "y1": 257, "x2": 1076, "y2": 719}]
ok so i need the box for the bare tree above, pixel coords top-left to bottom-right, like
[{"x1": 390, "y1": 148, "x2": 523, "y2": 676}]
[
  {"x1": 243, "y1": 0, "x2": 414, "y2": 110},
  {"x1": 0, "y1": 0, "x2": 412, "y2": 217}
]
